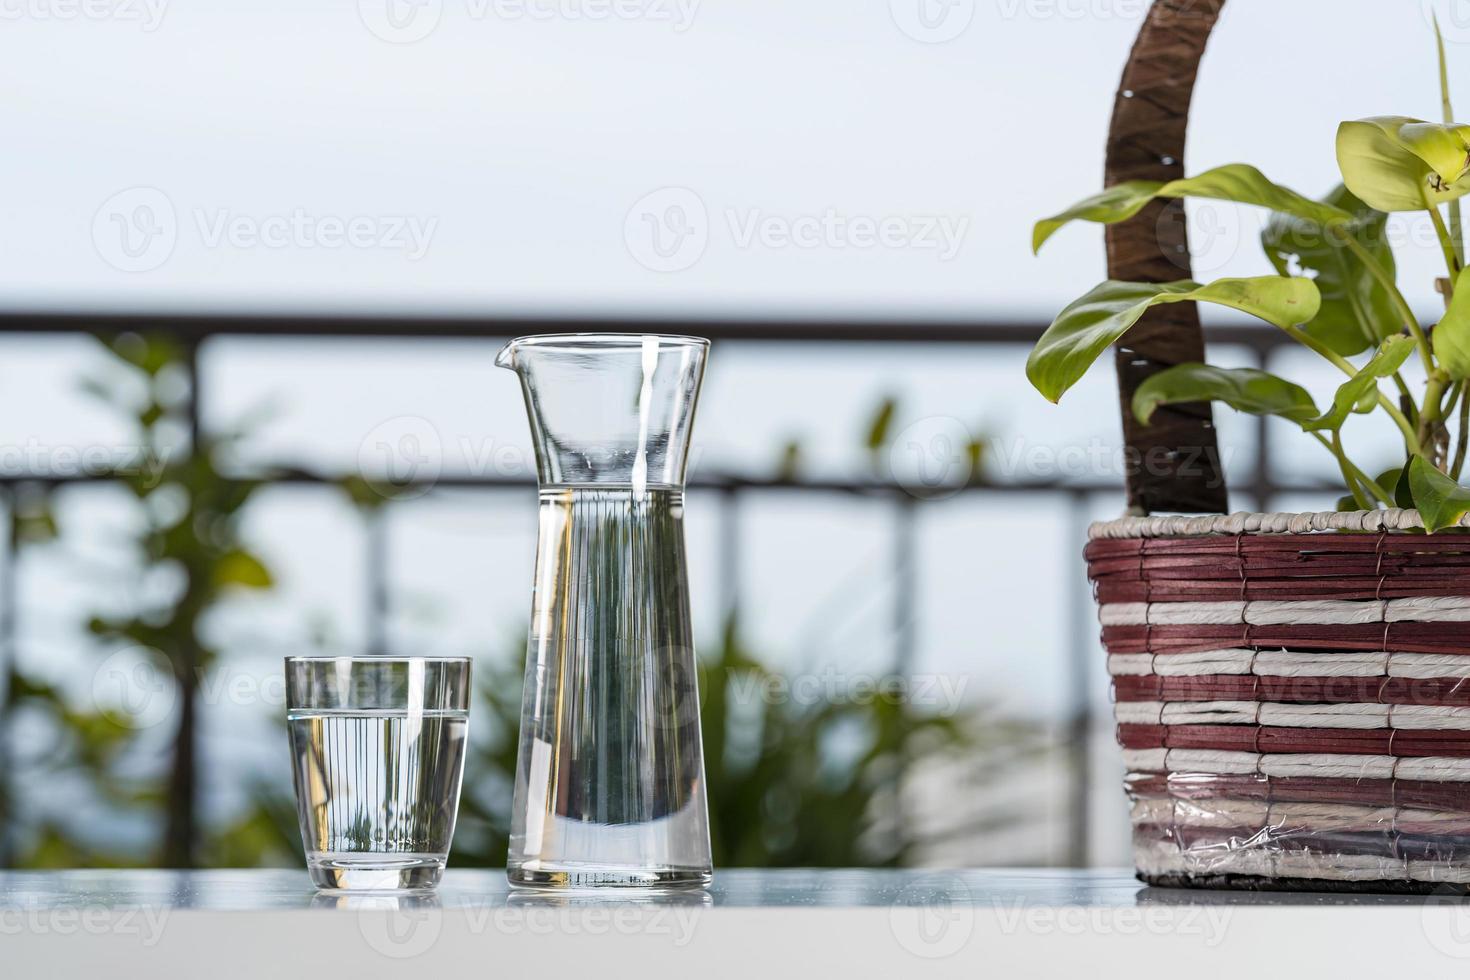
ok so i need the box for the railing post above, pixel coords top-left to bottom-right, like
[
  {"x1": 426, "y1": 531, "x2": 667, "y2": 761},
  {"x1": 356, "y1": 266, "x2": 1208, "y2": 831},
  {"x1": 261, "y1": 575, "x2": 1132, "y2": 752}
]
[
  {"x1": 1251, "y1": 342, "x2": 1276, "y2": 513},
  {"x1": 366, "y1": 507, "x2": 391, "y2": 657},
  {"x1": 892, "y1": 494, "x2": 917, "y2": 678},
  {"x1": 1065, "y1": 490, "x2": 1094, "y2": 867},
  {"x1": 718, "y1": 482, "x2": 741, "y2": 633},
  {"x1": 0, "y1": 485, "x2": 14, "y2": 869}
]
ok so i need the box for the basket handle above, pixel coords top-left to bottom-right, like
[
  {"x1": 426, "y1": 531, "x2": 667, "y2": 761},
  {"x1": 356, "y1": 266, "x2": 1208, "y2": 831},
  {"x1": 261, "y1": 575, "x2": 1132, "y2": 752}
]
[{"x1": 1106, "y1": 0, "x2": 1228, "y2": 515}]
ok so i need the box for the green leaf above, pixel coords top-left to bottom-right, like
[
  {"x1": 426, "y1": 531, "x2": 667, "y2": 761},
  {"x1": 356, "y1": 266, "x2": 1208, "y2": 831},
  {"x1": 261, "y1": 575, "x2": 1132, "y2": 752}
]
[
  {"x1": 1395, "y1": 458, "x2": 1417, "y2": 510},
  {"x1": 1032, "y1": 180, "x2": 1167, "y2": 253},
  {"x1": 1261, "y1": 185, "x2": 1398, "y2": 356},
  {"x1": 213, "y1": 550, "x2": 273, "y2": 590},
  {"x1": 1033, "y1": 164, "x2": 1352, "y2": 253},
  {"x1": 1434, "y1": 266, "x2": 1470, "y2": 380},
  {"x1": 1132, "y1": 364, "x2": 1318, "y2": 426},
  {"x1": 1407, "y1": 454, "x2": 1470, "y2": 532},
  {"x1": 1027, "y1": 276, "x2": 1322, "y2": 403},
  {"x1": 1374, "y1": 465, "x2": 1403, "y2": 500},
  {"x1": 1336, "y1": 116, "x2": 1470, "y2": 212},
  {"x1": 12, "y1": 506, "x2": 58, "y2": 545},
  {"x1": 776, "y1": 439, "x2": 802, "y2": 481},
  {"x1": 1300, "y1": 335, "x2": 1415, "y2": 431},
  {"x1": 864, "y1": 397, "x2": 898, "y2": 452}
]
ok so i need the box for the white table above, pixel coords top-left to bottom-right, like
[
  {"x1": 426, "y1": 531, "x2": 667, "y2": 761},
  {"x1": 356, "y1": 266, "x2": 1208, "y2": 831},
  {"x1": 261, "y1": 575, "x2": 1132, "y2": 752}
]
[{"x1": 2, "y1": 868, "x2": 1465, "y2": 978}]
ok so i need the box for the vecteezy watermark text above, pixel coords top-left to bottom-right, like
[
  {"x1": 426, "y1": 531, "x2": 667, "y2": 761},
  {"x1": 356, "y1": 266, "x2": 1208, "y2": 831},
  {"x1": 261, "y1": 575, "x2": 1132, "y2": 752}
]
[
  {"x1": 93, "y1": 187, "x2": 437, "y2": 273},
  {"x1": 0, "y1": 0, "x2": 167, "y2": 30},
  {"x1": 0, "y1": 905, "x2": 170, "y2": 944},
  {"x1": 726, "y1": 209, "x2": 968, "y2": 261},
  {"x1": 727, "y1": 668, "x2": 970, "y2": 716},
  {"x1": 357, "y1": 0, "x2": 699, "y2": 43},
  {"x1": 92, "y1": 649, "x2": 289, "y2": 729},
  {"x1": 193, "y1": 209, "x2": 435, "y2": 259},
  {"x1": 0, "y1": 441, "x2": 171, "y2": 486},
  {"x1": 354, "y1": 899, "x2": 703, "y2": 958},
  {"x1": 624, "y1": 187, "x2": 970, "y2": 273}
]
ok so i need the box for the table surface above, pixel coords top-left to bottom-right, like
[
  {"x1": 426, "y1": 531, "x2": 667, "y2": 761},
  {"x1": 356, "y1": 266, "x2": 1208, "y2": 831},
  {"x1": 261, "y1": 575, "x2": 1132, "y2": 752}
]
[
  {"x1": 0, "y1": 866, "x2": 1443, "y2": 909},
  {"x1": 5, "y1": 869, "x2": 1465, "y2": 978}
]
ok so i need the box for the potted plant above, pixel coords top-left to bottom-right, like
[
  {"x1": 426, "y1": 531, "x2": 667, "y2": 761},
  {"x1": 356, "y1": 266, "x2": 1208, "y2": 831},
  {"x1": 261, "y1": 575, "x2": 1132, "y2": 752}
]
[{"x1": 1032, "y1": 1, "x2": 1470, "y2": 891}]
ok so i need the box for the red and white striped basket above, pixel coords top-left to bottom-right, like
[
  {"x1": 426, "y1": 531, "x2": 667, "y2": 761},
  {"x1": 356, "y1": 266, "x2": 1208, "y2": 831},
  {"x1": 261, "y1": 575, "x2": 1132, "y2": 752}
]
[{"x1": 1088, "y1": 510, "x2": 1470, "y2": 892}]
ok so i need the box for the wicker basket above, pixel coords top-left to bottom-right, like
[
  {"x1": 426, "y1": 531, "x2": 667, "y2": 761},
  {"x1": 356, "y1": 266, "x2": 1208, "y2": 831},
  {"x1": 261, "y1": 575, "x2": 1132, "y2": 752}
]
[
  {"x1": 1090, "y1": 2, "x2": 1470, "y2": 891},
  {"x1": 1090, "y1": 511, "x2": 1470, "y2": 892}
]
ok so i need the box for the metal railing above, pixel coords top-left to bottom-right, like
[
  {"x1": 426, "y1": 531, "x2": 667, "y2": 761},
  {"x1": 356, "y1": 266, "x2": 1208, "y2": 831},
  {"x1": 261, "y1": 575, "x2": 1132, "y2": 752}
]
[{"x1": 0, "y1": 311, "x2": 1331, "y2": 867}]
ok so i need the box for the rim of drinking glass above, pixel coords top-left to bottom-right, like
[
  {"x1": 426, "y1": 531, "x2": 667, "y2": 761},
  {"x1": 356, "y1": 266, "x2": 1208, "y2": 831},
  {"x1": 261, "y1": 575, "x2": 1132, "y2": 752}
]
[
  {"x1": 503, "y1": 333, "x2": 709, "y2": 351},
  {"x1": 283, "y1": 656, "x2": 472, "y2": 664}
]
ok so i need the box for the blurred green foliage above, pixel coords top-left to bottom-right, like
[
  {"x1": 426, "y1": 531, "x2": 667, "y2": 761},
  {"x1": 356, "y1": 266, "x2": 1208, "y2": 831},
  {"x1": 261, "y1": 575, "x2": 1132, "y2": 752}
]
[{"x1": 0, "y1": 337, "x2": 1038, "y2": 870}]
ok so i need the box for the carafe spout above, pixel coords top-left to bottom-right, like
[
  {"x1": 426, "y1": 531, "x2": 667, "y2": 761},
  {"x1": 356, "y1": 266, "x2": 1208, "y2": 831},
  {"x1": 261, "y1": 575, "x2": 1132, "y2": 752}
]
[{"x1": 497, "y1": 333, "x2": 708, "y2": 488}]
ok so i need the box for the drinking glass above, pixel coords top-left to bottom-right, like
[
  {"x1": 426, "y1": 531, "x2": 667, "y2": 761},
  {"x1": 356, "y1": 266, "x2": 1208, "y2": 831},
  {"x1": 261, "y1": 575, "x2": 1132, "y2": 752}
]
[{"x1": 285, "y1": 656, "x2": 471, "y2": 890}]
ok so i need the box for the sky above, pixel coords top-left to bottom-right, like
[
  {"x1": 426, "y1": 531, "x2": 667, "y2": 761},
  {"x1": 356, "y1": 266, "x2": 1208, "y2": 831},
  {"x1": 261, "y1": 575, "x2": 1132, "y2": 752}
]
[{"x1": 0, "y1": 0, "x2": 1463, "y2": 319}]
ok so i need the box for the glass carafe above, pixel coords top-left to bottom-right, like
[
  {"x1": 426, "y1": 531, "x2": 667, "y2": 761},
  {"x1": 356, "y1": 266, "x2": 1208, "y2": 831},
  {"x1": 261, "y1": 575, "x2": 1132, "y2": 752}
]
[{"x1": 497, "y1": 334, "x2": 713, "y2": 889}]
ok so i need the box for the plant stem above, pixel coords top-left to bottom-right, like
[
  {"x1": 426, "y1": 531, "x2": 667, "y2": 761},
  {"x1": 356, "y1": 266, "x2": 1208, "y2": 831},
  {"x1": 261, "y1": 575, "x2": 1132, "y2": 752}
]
[
  {"x1": 1337, "y1": 229, "x2": 1434, "y2": 374},
  {"x1": 1456, "y1": 383, "x2": 1470, "y2": 480},
  {"x1": 1437, "y1": 25, "x2": 1467, "y2": 266},
  {"x1": 1332, "y1": 249, "x2": 1417, "y2": 408},
  {"x1": 1311, "y1": 430, "x2": 1391, "y2": 508},
  {"x1": 1428, "y1": 203, "x2": 1462, "y2": 286},
  {"x1": 1420, "y1": 373, "x2": 1451, "y2": 454},
  {"x1": 1279, "y1": 322, "x2": 1423, "y2": 455}
]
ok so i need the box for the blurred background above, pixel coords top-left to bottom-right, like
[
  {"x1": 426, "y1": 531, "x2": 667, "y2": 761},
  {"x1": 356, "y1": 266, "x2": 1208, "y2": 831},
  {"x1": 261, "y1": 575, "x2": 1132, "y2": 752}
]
[{"x1": 0, "y1": 0, "x2": 1462, "y2": 871}]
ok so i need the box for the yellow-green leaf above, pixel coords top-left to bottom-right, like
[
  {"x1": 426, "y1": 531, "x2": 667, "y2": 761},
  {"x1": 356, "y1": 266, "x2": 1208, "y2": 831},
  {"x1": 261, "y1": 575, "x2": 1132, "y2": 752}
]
[
  {"x1": 214, "y1": 550, "x2": 273, "y2": 590},
  {"x1": 1300, "y1": 335, "x2": 1415, "y2": 431},
  {"x1": 1434, "y1": 266, "x2": 1470, "y2": 380},
  {"x1": 1033, "y1": 164, "x2": 1351, "y2": 253},
  {"x1": 1026, "y1": 276, "x2": 1321, "y2": 403},
  {"x1": 1133, "y1": 364, "x2": 1318, "y2": 426},
  {"x1": 1336, "y1": 116, "x2": 1470, "y2": 212},
  {"x1": 1261, "y1": 185, "x2": 1397, "y2": 357}
]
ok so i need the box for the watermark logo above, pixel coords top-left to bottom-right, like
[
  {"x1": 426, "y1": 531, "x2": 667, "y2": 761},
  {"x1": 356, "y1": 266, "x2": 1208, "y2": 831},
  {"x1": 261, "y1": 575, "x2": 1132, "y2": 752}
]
[
  {"x1": 1156, "y1": 199, "x2": 1246, "y2": 275},
  {"x1": 358, "y1": 0, "x2": 443, "y2": 42},
  {"x1": 889, "y1": 416, "x2": 979, "y2": 500},
  {"x1": 357, "y1": 416, "x2": 444, "y2": 500},
  {"x1": 91, "y1": 646, "x2": 177, "y2": 730},
  {"x1": 358, "y1": 901, "x2": 444, "y2": 958},
  {"x1": 354, "y1": 900, "x2": 702, "y2": 958},
  {"x1": 1427, "y1": 0, "x2": 1470, "y2": 45},
  {"x1": 1422, "y1": 886, "x2": 1470, "y2": 958},
  {"x1": 650, "y1": 646, "x2": 704, "y2": 734},
  {"x1": 92, "y1": 188, "x2": 437, "y2": 272},
  {"x1": 92, "y1": 655, "x2": 293, "y2": 728},
  {"x1": 93, "y1": 187, "x2": 177, "y2": 273},
  {"x1": 890, "y1": 874, "x2": 975, "y2": 958},
  {"x1": 625, "y1": 187, "x2": 969, "y2": 272},
  {"x1": 625, "y1": 187, "x2": 708, "y2": 273},
  {"x1": 889, "y1": 0, "x2": 973, "y2": 43}
]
